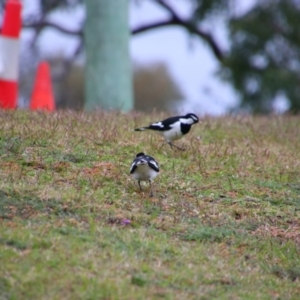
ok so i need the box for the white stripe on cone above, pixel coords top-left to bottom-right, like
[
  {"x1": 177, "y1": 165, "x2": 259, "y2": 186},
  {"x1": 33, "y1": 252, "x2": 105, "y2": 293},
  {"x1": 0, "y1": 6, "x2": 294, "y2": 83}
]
[
  {"x1": 0, "y1": 36, "x2": 20, "y2": 81},
  {"x1": 0, "y1": 57, "x2": 3, "y2": 74}
]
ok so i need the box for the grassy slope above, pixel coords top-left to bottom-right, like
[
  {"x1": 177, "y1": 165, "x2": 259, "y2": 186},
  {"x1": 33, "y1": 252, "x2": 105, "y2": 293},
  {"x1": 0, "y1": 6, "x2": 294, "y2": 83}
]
[{"x1": 0, "y1": 111, "x2": 299, "y2": 300}]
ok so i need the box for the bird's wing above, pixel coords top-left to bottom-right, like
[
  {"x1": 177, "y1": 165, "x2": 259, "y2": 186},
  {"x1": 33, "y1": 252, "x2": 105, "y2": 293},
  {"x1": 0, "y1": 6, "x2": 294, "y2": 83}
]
[
  {"x1": 135, "y1": 116, "x2": 182, "y2": 132},
  {"x1": 150, "y1": 116, "x2": 181, "y2": 131},
  {"x1": 130, "y1": 161, "x2": 138, "y2": 174},
  {"x1": 147, "y1": 121, "x2": 165, "y2": 131},
  {"x1": 147, "y1": 157, "x2": 159, "y2": 172}
]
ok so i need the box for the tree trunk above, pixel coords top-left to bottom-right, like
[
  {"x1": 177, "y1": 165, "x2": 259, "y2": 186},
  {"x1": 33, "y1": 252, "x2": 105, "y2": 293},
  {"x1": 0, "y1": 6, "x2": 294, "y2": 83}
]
[{"x1": 84, "y1": 0, "x2": 133, "y2": 111}]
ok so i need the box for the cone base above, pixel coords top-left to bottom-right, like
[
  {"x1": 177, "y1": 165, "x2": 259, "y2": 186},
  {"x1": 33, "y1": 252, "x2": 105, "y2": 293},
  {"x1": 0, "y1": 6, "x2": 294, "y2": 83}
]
[{"x1": 0, "y1": 80, "x2": 17, "y2": 109}]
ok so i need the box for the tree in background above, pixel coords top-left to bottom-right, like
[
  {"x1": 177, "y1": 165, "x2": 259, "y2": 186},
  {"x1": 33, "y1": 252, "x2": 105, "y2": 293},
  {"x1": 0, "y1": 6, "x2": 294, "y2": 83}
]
[
  {"x1": 20, "y1": 54, "x2": 183, "y2": 112},
  {"x1": 133, "y1": 62, "x2": 184, "y2": 112},
  {"x1": 2, "y1": 0, "x2": 300, "y2": 113},
  {"x1": 84, "y1": 0, "x2": 133, "y2": 111},
  {"x1": 223, "y1": 0, "x2": 300, "y2": 113}
]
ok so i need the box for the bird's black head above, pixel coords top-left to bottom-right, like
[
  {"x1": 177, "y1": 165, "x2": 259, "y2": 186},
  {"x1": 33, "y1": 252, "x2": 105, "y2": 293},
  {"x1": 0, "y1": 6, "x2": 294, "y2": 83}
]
[
  {"x1": 136, "y1": 152, "x2": 145, "y2": 157},
  {"x1": 185, "y1": 113, "x2": 199, "y2": 124}
]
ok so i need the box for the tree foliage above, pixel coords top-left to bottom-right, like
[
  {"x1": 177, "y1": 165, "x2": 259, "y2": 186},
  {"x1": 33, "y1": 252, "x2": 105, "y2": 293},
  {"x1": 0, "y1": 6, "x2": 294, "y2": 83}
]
[
  {"x1": 223, "y1": 0, "x2": 300, "y2": 113},
  {"x1": 1, "y1": 0, "x2": 300, "y2": 113}
]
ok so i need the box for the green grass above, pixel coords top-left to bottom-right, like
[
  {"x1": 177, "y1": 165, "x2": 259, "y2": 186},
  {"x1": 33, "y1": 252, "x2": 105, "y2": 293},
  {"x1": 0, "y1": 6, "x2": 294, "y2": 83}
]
[{"x1": 0, "y1": 111, "x2": 300, "y2": 299}]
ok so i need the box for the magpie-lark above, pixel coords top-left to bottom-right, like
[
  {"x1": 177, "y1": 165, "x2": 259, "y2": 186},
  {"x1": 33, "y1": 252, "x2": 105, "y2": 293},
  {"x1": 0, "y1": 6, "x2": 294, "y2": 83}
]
[
  {"x1": 130, "y1": 152, "x2": 159, "y2": 197},
  {"x1": 134, "y1": 113, "x2": 199, "y2": 150}
]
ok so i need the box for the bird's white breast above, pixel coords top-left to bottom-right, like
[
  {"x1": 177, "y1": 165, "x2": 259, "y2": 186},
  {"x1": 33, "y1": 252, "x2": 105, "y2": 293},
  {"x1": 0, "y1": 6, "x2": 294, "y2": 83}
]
[
  {"x1": 132, "y1": 164, "x2": 158, "y2": 181},
  {"x1": 161, "y1": 121, "x2": 183, "y2": 142}
]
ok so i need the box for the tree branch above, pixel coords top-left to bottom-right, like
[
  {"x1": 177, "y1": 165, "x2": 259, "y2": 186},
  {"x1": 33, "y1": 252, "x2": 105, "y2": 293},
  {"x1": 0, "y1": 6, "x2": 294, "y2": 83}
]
[
  {"x1": 137, "y1": 0, "x2": 224, "y2": 61},
  {"x1": 132, "y1": 17, "x2": 224, "y2": 62},
  {"x1": 154, "y1": 0, "x2": 181, "y2": 19},
  {"x1": 132, "y1": 18, "x2": 178, "y2": 34},
  {"x1": 22, "y1": 7, "x2": 224, "y2": 62},
  {"x1": 23, "y1": 20, "x2": 83, "y2": 37}
]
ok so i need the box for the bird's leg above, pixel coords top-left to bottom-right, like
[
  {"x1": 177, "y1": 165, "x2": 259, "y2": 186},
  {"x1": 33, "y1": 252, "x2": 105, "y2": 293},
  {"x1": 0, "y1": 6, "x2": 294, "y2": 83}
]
[
  {"x1": 158, "y1": 141, "x2": 165, "y2": 151},
  {"x1": 138, "y1": 181, "x2": 143, "y2": 191},
  {"x1": 168, "y1": 142, "x2": 185, "y2": 151},
  {"x1": 149, "y1": 180, "x2": 154, "y2": 197}
]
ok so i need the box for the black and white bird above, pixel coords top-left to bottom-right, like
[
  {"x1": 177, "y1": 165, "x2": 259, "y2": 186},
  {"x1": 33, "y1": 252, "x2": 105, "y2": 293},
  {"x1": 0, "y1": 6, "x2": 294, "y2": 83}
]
[
  {"x1": 134, "y1": 113, "x2": 199, "y2": 150},
  {"x1": 130, "y1": 152, "x2": 159, "y2": 197}
]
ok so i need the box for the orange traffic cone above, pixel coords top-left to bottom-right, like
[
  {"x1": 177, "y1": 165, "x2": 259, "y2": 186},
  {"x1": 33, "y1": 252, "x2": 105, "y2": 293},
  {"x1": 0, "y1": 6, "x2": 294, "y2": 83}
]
[{"x1": 29, "y1": 61, "x2": 55, "y2": 111}]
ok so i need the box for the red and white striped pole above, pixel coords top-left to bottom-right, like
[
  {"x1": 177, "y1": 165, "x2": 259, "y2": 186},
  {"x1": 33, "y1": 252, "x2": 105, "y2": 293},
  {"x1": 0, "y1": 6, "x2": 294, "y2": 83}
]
[{"x1": 0, "y1": 0, "x2": 22, "y2": 109}]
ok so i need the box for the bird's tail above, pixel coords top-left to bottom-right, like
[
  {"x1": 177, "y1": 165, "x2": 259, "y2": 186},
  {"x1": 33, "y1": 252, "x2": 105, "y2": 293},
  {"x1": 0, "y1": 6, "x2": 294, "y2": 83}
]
[{"x1": 134, "y1": 127, "x2": 149, "y2": 131}]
